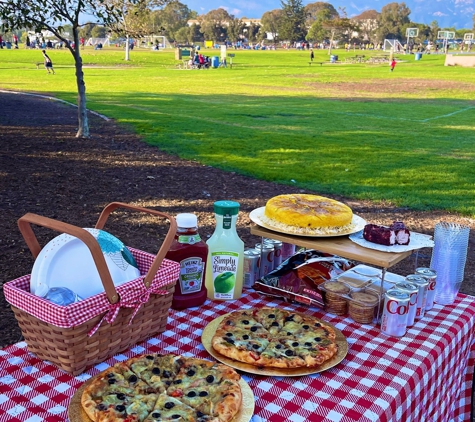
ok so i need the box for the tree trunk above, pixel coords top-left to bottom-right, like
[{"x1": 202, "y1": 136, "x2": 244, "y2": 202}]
[
  {"x1": 125, "y1": 34, "x2": 130, "y2": 61},
  {"x1": 72, "y1": 39, "x2": 89, "y2": 138}
]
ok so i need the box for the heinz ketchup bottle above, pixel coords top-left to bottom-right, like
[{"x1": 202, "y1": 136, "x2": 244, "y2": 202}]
[{"x1": 166, "y1": 213, "x2": 208, "y2": 310}]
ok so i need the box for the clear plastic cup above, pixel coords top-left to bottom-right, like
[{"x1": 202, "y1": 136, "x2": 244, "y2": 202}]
[{"x1": 430, "y1": 222, "x2": 469, "y2": 305}]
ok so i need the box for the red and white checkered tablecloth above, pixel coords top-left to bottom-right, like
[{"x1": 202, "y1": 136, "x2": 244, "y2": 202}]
[{"x1": 1, "y1": 291, "x2": 474, "y2": 422}]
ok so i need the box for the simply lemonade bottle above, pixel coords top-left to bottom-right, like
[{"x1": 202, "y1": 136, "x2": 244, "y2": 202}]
[{"x1": 205, "y1": 200, "x2": 244, "y2": 300}]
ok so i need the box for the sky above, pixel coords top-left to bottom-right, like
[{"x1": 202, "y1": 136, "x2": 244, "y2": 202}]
[{"x1": 182, "y1": 0, "x2": 475, "y2": 29}]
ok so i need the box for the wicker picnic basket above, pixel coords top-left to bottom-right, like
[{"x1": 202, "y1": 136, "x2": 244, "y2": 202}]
[{"x1": 3, "y1": 202, "x2": 180, "y2": 375}]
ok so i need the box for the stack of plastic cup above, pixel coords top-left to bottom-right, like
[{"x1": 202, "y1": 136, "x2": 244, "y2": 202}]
[{"x1": 430, "y1": 222, "x2": 470, "y2": 305}]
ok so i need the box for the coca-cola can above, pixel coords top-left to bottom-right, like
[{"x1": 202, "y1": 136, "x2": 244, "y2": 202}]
[
  {"x1": 281, "y1": 242, "x2": 296, "y2": 261},
  {"x1": 415, "y1": 268, "x2": 437, "y2": 311},
  {"x1": 255, "y1": 243, "x2": 274, "y2": 277},
  {"x1": 394, "y1": 282, "x2": 419, "y2": 327},
  {"x1": 243, "y1": 249, "x2": 260, "y2": 289},
  {"x1": 263, "y1": 238, "x2": 283, "y2": 268},
  {"x1": 405, "y1": 274, "x2": 429, "y2": 319},
  {"x1": 381, "y1": 289, "x2": 410, "y2": 337}
]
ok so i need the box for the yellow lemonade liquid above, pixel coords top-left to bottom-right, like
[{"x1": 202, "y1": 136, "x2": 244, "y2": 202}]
[{"x1": 205, "y1": 201, "x2": 244, "y2": 300}]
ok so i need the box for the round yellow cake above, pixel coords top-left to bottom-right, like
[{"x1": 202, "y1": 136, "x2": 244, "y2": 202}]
[{"x1": 264, "y1": 194, "x2": 353, "y2": 229}]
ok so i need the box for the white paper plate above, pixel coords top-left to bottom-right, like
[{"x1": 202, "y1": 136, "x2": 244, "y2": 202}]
[
  {"x1": 249, "y1": 207, "x2": 366, "y2": 237},
  {"x1": 30, "y1": 228, "x2": 141, "y2": 300},
  {"x1": 349, "y1": 230, "x2": 434, "y2": 253}
]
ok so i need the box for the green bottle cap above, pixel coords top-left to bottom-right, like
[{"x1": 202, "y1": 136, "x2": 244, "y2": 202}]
[{"x1": 213, "y1": 200, "x2": 240, "y2": 216}]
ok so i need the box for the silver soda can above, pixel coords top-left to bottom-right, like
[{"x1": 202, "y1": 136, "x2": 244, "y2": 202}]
[
  {"x1": 263, "y1": 238, "x2": 283, "y2": 268},
  {"x1": 415, "y1": 268, "x2": 437, "y2": 311},
  {"x1": 381, "y1": 289, "x2": 410, "y2": 337},
  {"x1": 255, "y1": 243, "x2": 275, "y2": 277},
  {"x1": 405, "y1": 274, "x2": 429, "y2": 319},
  {"x1": 394, "y1": 282, "x2": 419, "y2": 327},
  {"x1": 281, "y1": 242, "x2": 296, "y2": 261},
  {"x1": 243, "y1": 249, "x2": 260, "y2": 288}
]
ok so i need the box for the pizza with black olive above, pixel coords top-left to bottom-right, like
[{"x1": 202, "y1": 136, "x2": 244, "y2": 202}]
[
  {"x1": 211, "y1": 308, "x2": 338, "y2": 369},
  {"x1": 81, "y1": 354, "x2": 242, "y2": 422}
]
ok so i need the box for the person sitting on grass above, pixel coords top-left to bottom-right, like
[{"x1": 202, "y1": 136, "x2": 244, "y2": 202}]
[{"x1": 42, "y1": 50, "x2": 55, "y2": 74}]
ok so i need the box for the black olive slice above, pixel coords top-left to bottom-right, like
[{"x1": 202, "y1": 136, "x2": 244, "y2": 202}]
[
  {"x1": 151, "y1": 412, "x2": 161, "y2": 418},
  {"x1": 292, "y1": 342, "x2": 299, "y2": 347},
  {"x1": 250, "y1": 326, "x2": 258, "y2": 332},
  {"x1": 187, "y1": 391, "x2": 197, "y2": 397},
  {"x1": 271, "y1": 321, "x2": 279, "y2": 327},
  {"x1": 302, "y1": 324, "x2": 309, "y2": 329},
  {"x1": 314, "y1": 337, "x2": 321, "y2": 342},
  {"x1": 152, "y1": 367, "x2": 160, "y2": 375},
  {"x1": 146, "y1": 355, "x2": 154, "y2": 360},
  {"x1": 304, "y1": 342, "x2": 312, "y2": 347},
  {"x1": 206, "y1": 375, "x2": 215, "y2": 383},
  {"x1": 285, "y1": 350, "x2": 294, "y2": 356},
  {"x1": 268, "y1": 314, "x2": 275, "y2": 319},
  {"x1": 186, "y1": 369, "x2": 196, "y2": 376},
  {"x1": 225, "y1": 332, "x2": 233, "y2": 337},
  {"x1": 242, "y1": 335, "x2": 249, "y2": 340},
  {"x1": 128, "y1": 374, "x2": 137, "y2": 383},
  {"x1": 199, "y1": 391, "x2": 208, "y2": 397},
  {"x1": 116, "y1": 393, "x2": 126, "y2": 400},
  {"x1": 115, "y1": 405, "x2": 126, "y2": 412},
  {"x1": 164, "y1": 402, "x2": 175, "y2": 409}
]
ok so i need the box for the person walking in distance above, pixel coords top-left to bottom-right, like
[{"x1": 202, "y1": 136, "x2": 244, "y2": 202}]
[
  {"x1": 310, "y1": 48, "x2": 314, "y2": 62},
  {"x1": 390, "y1": 58, "x2": 396, "y2": 72},
  {"x1": 42, "y1": 50, "x2": 55, "y2": 74}
]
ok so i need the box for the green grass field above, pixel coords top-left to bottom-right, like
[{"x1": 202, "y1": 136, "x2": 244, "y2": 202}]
[{"x1": 1, "y1": 47, "x2": 474, "y2": 216}]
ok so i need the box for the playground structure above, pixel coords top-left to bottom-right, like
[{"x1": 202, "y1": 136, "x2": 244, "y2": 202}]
[{"x1": 383, "y1": 39, "x2": 405, "y2": 53}]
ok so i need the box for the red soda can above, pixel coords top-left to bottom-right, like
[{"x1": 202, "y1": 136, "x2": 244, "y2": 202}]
[
  {"x1": 415, "y1": 268, "x2": 437, "y2": 311},
  {"x1": 263, "y1": 238, "x2": 283, "y2": 268},
  {"x1": 243, "y1": 248, "x2": 260, "y2": 289},
  {"x1": 381, "y1": 289, "x2": 410, "y2": 337},
  {"x1": 281, "y1": 242, "x2": 296, "y2": 261},
  {"x1": 255, "y1": 243, "x2": 274, "y2": 278},
  {"x1": 394, "y1": 282, "x2": 419, "y2": 327},
  {"x1": 405, "y1": 274, "x2": 429, "y2": 319}
]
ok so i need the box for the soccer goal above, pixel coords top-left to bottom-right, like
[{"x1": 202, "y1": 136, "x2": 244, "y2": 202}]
[
  {"x1": 140, "y1": 35, "x2": 170, "y2": 49},
  {"x1": 86, "y1": 37, "x2": 110, "y2": 47},
  {"x1": 383, "y1": 39, "x2": 405, "y2": 52}
]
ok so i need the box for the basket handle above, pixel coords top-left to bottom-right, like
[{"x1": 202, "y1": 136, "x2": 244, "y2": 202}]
[
  {"x1": 17, "y1": 213, "x2": 119, "y2": 304},
  {"x1": 95, "y1": 202, "x2": 177, "y2": 288}
]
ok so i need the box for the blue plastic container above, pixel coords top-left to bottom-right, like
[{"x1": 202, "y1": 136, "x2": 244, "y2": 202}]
[
  {"x1": 415, "y1": 53, "x2": 422, "y2": 61},
  {"x1": 212, "y1": 56, "x2": 219, "y2": 68}
]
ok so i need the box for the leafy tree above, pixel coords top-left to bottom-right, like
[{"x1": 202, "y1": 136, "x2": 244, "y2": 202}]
[
  {"x1": 306, "y1": 8, "x2": 332, "y2": 42},
  {"x1": 91, "y1": 25, "x2": 107, "y2": 38},
  {"x1": 199, "y1": 8, "x2": 232, "y2": 42},
  {"x1": 157, "y1": 1, "x2": 194, "y2": 41},
  {"x1": 322, "y1": 8, "x2": 359, "y2": 54},
  {"x1": 375, "y1": 2, "x2": 411, "y2": 41},
  {"x1": 351, "y1": 10, "x2": 380, "y2": 43},
  {"x1": 279, "y1": 0, "x2": 307, "y2": 42},
  {"x1": 0, "y1": 0, "x2": 170, "y2": 137},
  {"x1": 429, "y1": 20, "x2": 439, "y2": 41},
  {"x1": 260, "y1": 9, "x2": 283, "y2": 42},
  {"x1": 106, "y1": 0, "x2": 164, "y2": 61},
  {"x1": 304, "y1": 2, "x2": 338, "y2": 27},
  {"x1": 246, "y1": 21, "x2": 261, "y2": 43},
  {"x1": 227, "y1": 17, "x2": 246, "y2": 42},
  {"x1": 79, "y1": 22, "x2": 96, "y2": 40}
]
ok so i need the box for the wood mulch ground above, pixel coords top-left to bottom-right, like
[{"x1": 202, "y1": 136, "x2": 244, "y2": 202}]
[{"x1": 1, "y1": 91, "x2": 474, "y2": 349}]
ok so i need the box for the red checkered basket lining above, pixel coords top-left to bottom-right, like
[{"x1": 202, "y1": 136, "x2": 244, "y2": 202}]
[{"x1": 3, "y1": 247, "x2": 180, "y2": 329}]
